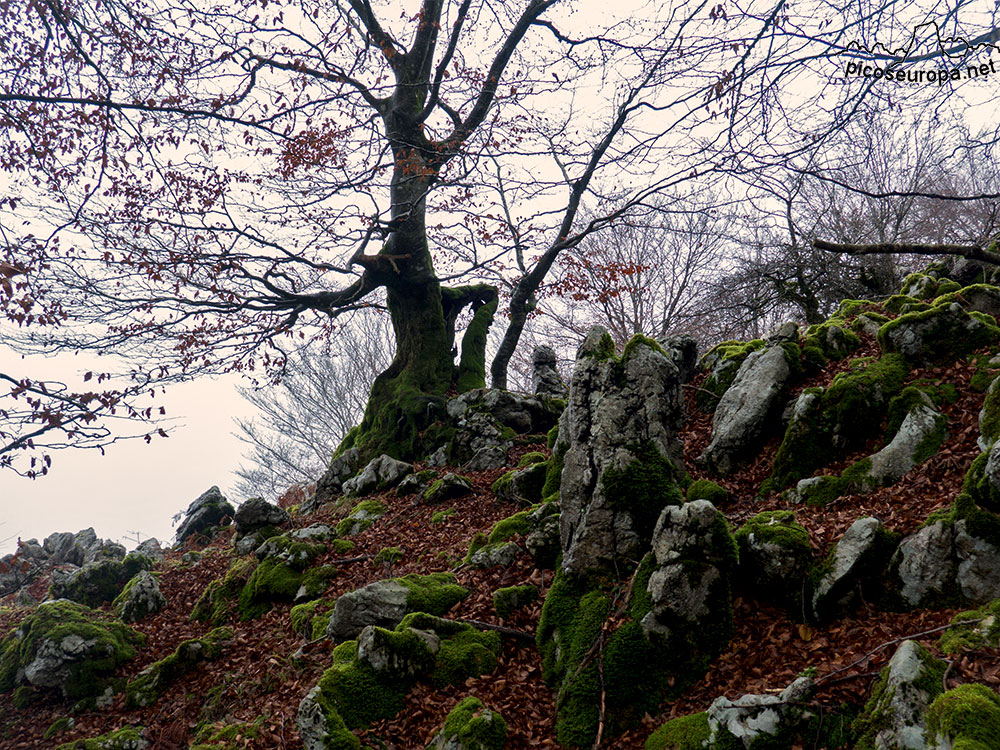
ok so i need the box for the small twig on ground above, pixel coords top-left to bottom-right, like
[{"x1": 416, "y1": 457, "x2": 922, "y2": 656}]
[
  {"x1": 593, "y1": 631, "x2": 607, "y2": 750},
  {"x1": 814, "y1": 619, "x2": 982, "y2": 686},
  {"x1": 450, "y1": 617, "x2": 536, "y2": 641}
]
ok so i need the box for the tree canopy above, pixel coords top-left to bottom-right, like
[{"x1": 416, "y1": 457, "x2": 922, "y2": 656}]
[{"x1": 2, "y1": 0, "x2": 998, "y2": 467}]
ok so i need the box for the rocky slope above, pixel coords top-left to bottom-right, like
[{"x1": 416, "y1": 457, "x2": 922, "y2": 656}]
[{"x1": 3, "y1": 258, "x2": 1000, "y2": 749}]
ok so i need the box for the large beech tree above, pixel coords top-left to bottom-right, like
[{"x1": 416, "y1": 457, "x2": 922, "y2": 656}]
[{"x1": 3, "y1": 0, "x2": 994, "y2": 465}]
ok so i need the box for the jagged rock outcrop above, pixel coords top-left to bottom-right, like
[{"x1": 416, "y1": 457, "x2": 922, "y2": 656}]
[
  {"x1": 532, "y1": 344, "x2": 568, "y2": 398},
  {"x1": 234, "y1": 497, "x2": 291, "y2": 536},
  {"x1": 175, "y1": 486, "x2": 235, "y2": 544},
  {"x1": 706, "y1": 676, "x2": 816, "y2": 749},
  {"x1": 556, "y1": 327, "x2": 685, "y2": 578},
  {"x1": 325, "y1": 573, "x2": 468, "y2": 640},
  {"x1": 878, "y1": 301, "x2": 1000, "y2": 366},
  {"x1": 810, "y1": 517, "x2": 896, "y2": 623},
  {"x1": 700, "y1": 323, "x2": 800, "y2": 476},
  {"x1": 112, "y1": 571, "x2": 166, "y2": 623},
  {"x1": 49, "y1": 553, "x2": 153, "y2": 608},
  {"x1": 660, "y1": 333, "x2": 699, "y2": 384},
  {"x1": 853, "y1": 640, "x2": 945, "y2": 750},
  {"x1": 423, "y1": 473, "x2": 473, "y2": 504},
  {"x1": 309, "y1": 446, "x2": 363, "y2": 510},
  {"x1": 342, "y1": 454, "x2": 413, "y2": 496}
]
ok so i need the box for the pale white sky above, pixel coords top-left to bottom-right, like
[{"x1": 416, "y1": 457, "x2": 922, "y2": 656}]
[{"x1": 0, "y1": 354, "x2": 252, "y2": 556}]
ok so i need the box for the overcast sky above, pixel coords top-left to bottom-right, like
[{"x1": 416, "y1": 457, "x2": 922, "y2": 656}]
[{"x1": 0, "y1": 352, "x2": 253, "y2": 557}]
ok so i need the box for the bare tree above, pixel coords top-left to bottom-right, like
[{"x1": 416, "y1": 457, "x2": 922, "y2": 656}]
[{"x1": 233, "y1": 308, "x2": 392, "y2": 498}]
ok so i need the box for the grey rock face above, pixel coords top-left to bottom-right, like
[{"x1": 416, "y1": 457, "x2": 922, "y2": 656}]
[
  {"x1": 642, "y1": 501, "x2": 737, "y2": 644},
  {"x1": 660, "y1": 333, "x2": 699, "y2": 384},
  {"x1": 954, "y1": 519, "x2": 1000, "y2": 603},
  {"x1": 450, "y1": 411, "x2": 512, "y2": 470},
  {"x1": 297, "y1": 686, "x2": 332, "y2": 750},
  {"x1": 892, "y1": 521, "x2": 956, "y2": 607},
  {"x1": 423, "y1": 473, "x2": 473, "y2": 504},
  {"x1": 707, "y1": 677, "x2": 815, "y2": 749},
  {"x1": 357, "y1": 624, "x2": 439, "y2": 678},
  {"x1": 862, "y1": 401, "x2": 946, "y2": 490},
  {"x1": 467, "y1": 542, "x2": 521, "y2": 569},
  {"x1": 811, "y1": 517, "x2": 893, "y2": 622},
  {"x1": 700, "y1": 343, "x2": 793, "y2": 475},
  {"x1": 133, "y1": 539, "x2": 165, "y2": 562},
  {"x1": 114, "y1": 571, "x2": 167, "y2": 623},
  {"x1": 447, "y1": 388, "x2": 563, "y2": 435},
  {"x1": 309, "y1": 446, "x2": 363, "y2": 510},
  {"x1": 558, "y1": 326, "x2": 685, "y2": 578},
  {"x1": 42, "y1": 527, "x2": 113, "y2": 567},
  {"x1": 0, "y1": 553, "x2": 44, "y2": 597},
  {"x1": 854, "y1": 640, "x2": 945, "y2": 750},
  {"x1": 880, "y1": 302, "x2": 997, "y2": 366},
  {"x1": 234, "y1": 498, "x2": 291, "y2": 536},
  {"x1": 493, "y1": 463, "x2": 546, "y2": 506},
  {"x1": 342, "y1": 454, "x2": 413, "y2": 496},
  {"x1": 326, "y1": 580, "x2": 411, "y2": 640},
  {"x1": 175, "y1": 486, "x2": 235, "y2": 544},
  {"x1": 532, "y1": 344, "x2": 568, "y2": 398},
  {"x1": 462, "y1": 444, "x2": 509, "y2": 471}
]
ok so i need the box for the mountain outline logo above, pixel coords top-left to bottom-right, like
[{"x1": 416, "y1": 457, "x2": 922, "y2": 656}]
[{"x1": 839, "y1": 20, "x2": 1000, "y2": 64}]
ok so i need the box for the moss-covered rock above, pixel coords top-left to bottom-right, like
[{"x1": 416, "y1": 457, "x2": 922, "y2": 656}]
[
  {"x1": 48, "y1": 553, "x2": 152, "y2": 608},
  {"x1": 644, "y1": 712, "x2": 712, "y2": 750},
  {"x1": 852, "y1": 639, "x2": 945, "y2": 750},
  {"x1": 112, "y1": 571, "x2": 167, "y2": 623},
  {"x1": 0, "y1": 600, "x2": 143, "y2": 701},
  {"x1": 336, "y1": 499, "x2": 387, "y2": 537},
  {"x1": 491, "y1": 462, "x2": 546, "y2": 506},
  {"x1": 686, "y1": 479, "x2": 728, "y2": 505},
  {"x1": 801, "y1": 322, "x2": 861, "y2": 361},
  {"x1": 492, "y1": 585, "x2": 538, "y2": 619},
  {"x1": 125, "y1": 627, "x2": 233, "y2": 708},
  {"x1": 423, "y1": 473, "x2": 474, "y2": 504},
  {"x1": 879, "y1": 301, "x2": 1000, "y2": 366},
  {"x1": 54, "y1": 726, "x2": 149, "y2": 750},
  {"x1": 290, "y1": 598, "x2": 337, "y2": 640},
  {"x1": 939, "y1": 598, "x2": 1000, "y2": 654},
  {"x1": 372, "y1": 547, "x2": 404, "y2": 567},
  {"x1": 924, "y1": 683, "x2": 1000, "y2": 750},
  {"x1": 697, "y1": 339, "x2": 766, "y2": 412},
  {"x1": 734, "y1": 511, "x2": 811, "y2": 606},
  {"x1": 190, "y1": 558, "x2": 257, "y2": 625},
  {"x1": 428, "y1": 696, "x2": 507, "y2": 750}
]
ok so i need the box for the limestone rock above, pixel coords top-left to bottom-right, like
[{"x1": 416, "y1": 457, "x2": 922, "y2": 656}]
[
  {"x1": 428, "y1": 696, "x2": 508, "y2": 750},
  {"x1": 954, "y1": 519, "x2": 1000, "y2": 603},
  {"x1": 524, "y1": 512, "x2": 561, "y2": 569},
  {"x1": 49, "y1": 554, "x2": 152, "y2": 608},
  {"x1": 642, "y1": 501, "x2": 737, "y2": 643},
  {"x1": 854, "y1": 640, "x2": 945, "y2": 750},
  {"x1": 532, "y1": 344, "x2": 568, "y2": 398},
  {"x1": 557, "y1": 327, "x2": 685, "y2": 578},
  {"x1": 862, "y1": 401, "x2": 947, "y2": 490},
  {"x1": 467, "y1": 542, "x2": 521, "y2": 569},
  {"x1": 423, "y1": 473, "x2": 473, "y2": 504},
  {"x1": 234, "y1": 497, "x2": 291, "y2": 536},
  {"x1": 734, "y1": 511, "x2": 811, "y2": 605},
  {"x1": 113, "y1": 571, "x2": 167, "y2": 623},
  {"x1": 342, "y1": 454, "x2": 413, "y2": 496},
  {"x1": 891, "y1": 521, "x2": 957, "y2": 607},
  {"x1": 660, "y1": 333, "x2": 700, "y2": 384},
  {"x1": 133, "y1": 539, "x2": 165, "y2": 562},
  {"x1": 700, "y1": 341, "x2": 794, "y2": 475},
  {"x1": 309, "y1": 446, "x2": 363, "y2": 510},
  {"x1": 492, "y1": 463, "x2": 546, "y2": 506},
  {"x1": 175, "y1": 486, "x2": 235, "y2": 544},
  {"x1": 811, "y1": 517, "x2": 895, "y2": 623},
  {"x1": 878, "y1": 302, "x2": 1000, "y2": 367},
  {"x1": 707, "y1": 676, "x2": 816, "y2": 749},
  {"x1": 446, "y1": 388, "x2": 563, "y2": 435},
  {"x1": 356, "y1": 624, "x2": 440, "y2": 679}
]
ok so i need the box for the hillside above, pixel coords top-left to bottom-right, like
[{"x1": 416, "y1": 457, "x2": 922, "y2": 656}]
[{"x1": 4, "y1": 259, "x2": 1000, "y2": 749}]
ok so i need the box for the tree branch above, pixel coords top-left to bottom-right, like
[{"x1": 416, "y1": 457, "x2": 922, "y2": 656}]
[{"x1": 813, "y1": 238, "x2": 1000, "y2": 265}]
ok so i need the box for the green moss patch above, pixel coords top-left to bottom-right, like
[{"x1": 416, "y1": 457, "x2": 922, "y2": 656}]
[
  {"x1": 336, "y1": 500, "x2": 387, "y2": 537},
  {"x1": 433, "y1": 696, "x2": 507, "y2": 750},
  {"x1": 191, "y1": 558, "x2": 257, "y2": 625},
  {"x1": 925, "y1": 683, "x2": 1000, "y2": 750},
  {"x1": 644, "y1": 712, "x2": 711, "y2": 750},
  {"x1": 125, "y1": 628, "x2": 233, "y2": 708},
  {"x1": 939, "y1": 599, "x2": 1000, "y2": 654},
  {"x1": 492, "y1": 585, "x2": 538, "y2": 619},
  {"x1": 602, "y1": 441, "x2": 684, "y2": 542},
  {"x1": 0, "y1": 601, "x2": 144, "y2": 701},
  {"x1": 54, "y1": 726, "x2": 148, "y2": 750},
  {"x1": 686, "y1": 479, "x2": 728, "y2": 505},
  {"x1": 48, "y1": 553, "x2": 152, "y2": 608}
]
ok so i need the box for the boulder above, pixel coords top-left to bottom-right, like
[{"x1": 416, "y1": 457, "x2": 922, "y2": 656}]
[
  {"x1": 532, "y1": 344, "x2": 568, "y2": 398},
  {"x1": 446, "y1": 388, "x2": 563, "y2": 435},
  {"x1": 810, "y1": 517, "x2": 896, "y2": 623},
  {"x1": 326, "y1": 573, "x2": 468, "y2": 640},
  {"x1": 49, "y1": 553, "x2": 153, "y2": 608},
  {"x1": 175, "y1": 486, "x2": 235, "y2": 544},
  {"x1": 706, "y1": 676, "x2": 816, "y2": 749},
  {"x1": 356, "y1": 623, "x2": 439, "y2": 679},
  {"x1": 423, "y1": 473, "x2": 474, "y2": 504},
  {"x1": 0, "y1": 600, "x2": 142, "y2": 701},
  {"x1": 342, "y1": 454, "x2": 413, "y2": 496},
  {"x1": 133, "y1": 538, "x2": 165, "y2": 562},
  {"x1": 700, "y1": 331, "x2": 797, "y2": 475},
  {"x1": 891, "y1": 520, "x2": 957, "y2": 607},
  {"x1": 557, "y1": 327, "x2": 686, "y2": 578},
  {"x1": 857, "y1": 399, "x2": 947, "y2": 491},
  {"x1": 853, "y1": 640, "x2": 946, "y2": 750},
  {"x1": 492, "y1": 463, "x2": 546, "y2": 506},
  {"x1": 925, "y1": 683, "x2": 1000, "y2": 750},
  {"x1": 113, "y1": 571, "x2": 167, "y2": 623},
  {"x1": 428, "y1": 696, "x2": 508, "y2": 750},
  {"x1": 308, "y1": 446, "x2": 363, "y2": 510},
  {"x1": 878, "y1": 301, "x2": 1000, "y2": 367},
  {"x1": 234, "y1": 497, "x2": 291, "y2": 536},
  {"x1": 954, "y1": 519, "x2": 1000, "y2": 602},
  {"x1": 734, "y1": 511, "x2": 811, "y2": 606}
]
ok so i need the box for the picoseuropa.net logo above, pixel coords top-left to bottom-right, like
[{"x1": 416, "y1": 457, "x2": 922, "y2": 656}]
[{"x1": 840, "y1": 20, "x2": 1000, "y2": 86}]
